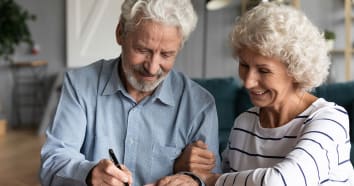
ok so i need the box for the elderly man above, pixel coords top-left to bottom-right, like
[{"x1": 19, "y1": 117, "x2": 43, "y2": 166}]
[{"x1": 40, "y1": 0, "x2": 221, "y2": 185}]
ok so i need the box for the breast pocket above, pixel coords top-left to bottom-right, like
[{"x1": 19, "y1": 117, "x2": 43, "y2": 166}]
[{"x1": 150, "y1": 144, "x2": 183, "y2": 181}]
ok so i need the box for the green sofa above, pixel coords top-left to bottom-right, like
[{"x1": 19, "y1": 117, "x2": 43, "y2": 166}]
[{"x1": 194, "y1": 77, "x2": 354, "y2": 165}]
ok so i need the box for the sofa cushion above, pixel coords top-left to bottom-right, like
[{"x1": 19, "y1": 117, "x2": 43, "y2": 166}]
[
  {"x1": 234, "y1": 86, "x2": 253, "y2": 117},
  {"x1": 348, "y1": 101, "x2": 354, "y2": 165},
  {"x1": 352, "y1": 101, "x2": 354, "y2": 141},
  {"x1": 193, "y1": 77, "x2": 241, "y2": 152}
]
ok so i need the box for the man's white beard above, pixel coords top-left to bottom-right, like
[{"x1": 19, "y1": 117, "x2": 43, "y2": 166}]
[{"x1": 122, "y1": 62, "x2": 167, "y2": 92}]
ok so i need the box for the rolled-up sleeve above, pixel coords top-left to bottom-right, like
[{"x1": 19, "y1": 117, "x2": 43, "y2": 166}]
[{"x1": 201, "y1": 100, "x2": 222, "y2": 173}]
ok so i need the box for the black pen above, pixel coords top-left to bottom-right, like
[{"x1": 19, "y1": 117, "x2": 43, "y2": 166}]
[{"x1": 108, "y1": 148, "x2": 129, "y2": 186}]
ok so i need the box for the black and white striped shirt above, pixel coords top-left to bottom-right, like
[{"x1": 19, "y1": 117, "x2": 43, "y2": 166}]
[{"x1": 217, "y1": 98, "x2": 354, "y2": 186}]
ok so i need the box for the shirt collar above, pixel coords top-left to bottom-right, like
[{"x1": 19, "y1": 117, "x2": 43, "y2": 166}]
[
  {"x1": 150, "y1": 73, "x2": 175, "y2": 106},
  {"x1": 102, "y1": 57, "x2": 126, "y2": 96},
  {"x1": 102, "y1": 57, "x2": 175, "y2": 106}
]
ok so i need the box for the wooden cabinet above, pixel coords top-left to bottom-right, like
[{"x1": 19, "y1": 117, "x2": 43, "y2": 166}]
[{"x1": 11, "y1": 60, "x2": 48, "y2": 127}]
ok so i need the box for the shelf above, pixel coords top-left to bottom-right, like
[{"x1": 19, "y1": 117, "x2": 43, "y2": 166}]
[
  {"x1": 241, "y1": 0, "x2": 300, "y2": 14},
  {"x1": 11, "y1": 60, "x2": 48, "y2": 68},
  {"x1": 330, "y1": 48, "x2": 354, "y2": 53}
]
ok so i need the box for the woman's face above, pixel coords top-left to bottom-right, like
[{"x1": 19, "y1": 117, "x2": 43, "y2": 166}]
[{"x1": 238, "y1": 48, "x2": 298, "y2": 109}]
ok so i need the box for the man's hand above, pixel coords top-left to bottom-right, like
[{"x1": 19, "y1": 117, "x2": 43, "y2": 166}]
[
  {"x1": 174, "y1": 140, "x2": 216, "y2": 174},
  {"x1": 154, "y1": 174, "x2": 199, "y2": 186},
  {"x1": 87, "y1": 159, "x2": 133, "y2": 186}
]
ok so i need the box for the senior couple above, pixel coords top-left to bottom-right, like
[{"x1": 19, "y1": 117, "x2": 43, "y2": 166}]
[{"x1": 40, "y1": 0, "x2": 354, "y2": 185}]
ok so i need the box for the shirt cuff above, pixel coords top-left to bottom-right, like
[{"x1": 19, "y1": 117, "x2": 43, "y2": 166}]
[{"x1": 78, "y1": 161, "x2": 97, "y2": 184}]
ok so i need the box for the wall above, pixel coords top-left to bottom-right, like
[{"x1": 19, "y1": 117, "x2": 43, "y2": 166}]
[
  {"x1": 174, "y1": 0, "x2": 240, "y2": 79},
  {"x1": 0, "y1": 0, "x2": 352, "y2": 127},
  {"x1": 66, "y1": 0, "x2": 123, "y2": 68}
]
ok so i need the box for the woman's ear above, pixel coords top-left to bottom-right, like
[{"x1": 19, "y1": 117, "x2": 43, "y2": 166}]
[{"x1": 116, "y1": 21, "x2": 124, "y2": 45}]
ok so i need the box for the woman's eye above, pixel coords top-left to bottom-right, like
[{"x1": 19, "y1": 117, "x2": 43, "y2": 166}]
[
  {"x1": 239, "y1": 62, "x2": 249, "y2": 68},
  {"x1": 259, "y1": 68, "x2": 270, "y2": 73}
]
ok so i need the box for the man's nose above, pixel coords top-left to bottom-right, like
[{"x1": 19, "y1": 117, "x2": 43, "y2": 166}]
[{"x1": 144, "y1": 54, "x2": 161, "y2": 75}]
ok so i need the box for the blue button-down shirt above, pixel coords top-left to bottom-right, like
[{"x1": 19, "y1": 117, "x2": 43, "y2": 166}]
[{"x1": 40, "y1": 58, "x2": 221, "y2": 186}]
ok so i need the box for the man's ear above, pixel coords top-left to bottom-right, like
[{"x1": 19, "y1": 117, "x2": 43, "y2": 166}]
[{"x1": 116, "y1": 21, "x2": 124, "y2": 45}]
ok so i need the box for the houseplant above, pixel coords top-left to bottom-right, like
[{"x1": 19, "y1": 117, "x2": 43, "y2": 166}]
[
  {"x1": 324, "y1": 30, "x2": 336, "y2": 50},
  {"x1": 0, "y1": 0, "x2": 36, "y2": 63},
  {"x1": 324, "y1": 30, "x2": 336, "y2": 40}
]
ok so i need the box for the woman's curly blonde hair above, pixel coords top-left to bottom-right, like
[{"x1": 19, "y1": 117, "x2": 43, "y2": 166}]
[{"x1": 231, "y1": 2, "x2": 330, "y2": 91}]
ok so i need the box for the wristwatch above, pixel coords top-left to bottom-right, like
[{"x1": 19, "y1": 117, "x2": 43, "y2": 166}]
[{"x1": 179, "y1": 172, "x2": 203, "y2": 186}]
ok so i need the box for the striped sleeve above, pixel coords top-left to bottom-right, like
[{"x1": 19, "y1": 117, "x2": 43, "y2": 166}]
[{"x1": 216, "y1": 104, "x2": 352, "y2": 186}]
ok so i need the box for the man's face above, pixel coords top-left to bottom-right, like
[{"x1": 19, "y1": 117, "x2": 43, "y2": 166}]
[{"x1": 117, "y1": 19, "x2": 182, "y2": 93}]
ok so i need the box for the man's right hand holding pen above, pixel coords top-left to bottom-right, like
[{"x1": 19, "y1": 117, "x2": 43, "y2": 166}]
[{"x1": 86, "y1": 153, "x2": 133, "y2": 186}]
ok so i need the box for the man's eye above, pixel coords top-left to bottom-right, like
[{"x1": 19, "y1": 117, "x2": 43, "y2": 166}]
[
  {"x1": 137, "y1": 48, "x2": 149, "y2": 53},
  {"x1": 161, "y1": 52, "x2": 174, "y2": 58}
]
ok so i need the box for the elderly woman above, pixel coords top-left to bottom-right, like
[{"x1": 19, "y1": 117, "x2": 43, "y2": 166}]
[{"x1": 171, "y1": 2, "x2": 354, "y2": 186}]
